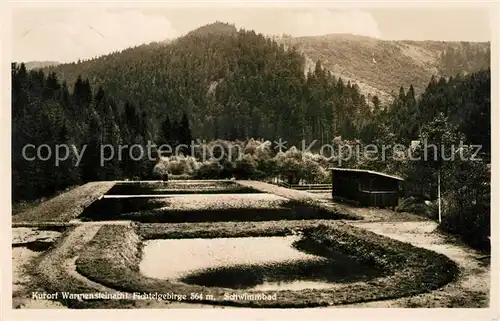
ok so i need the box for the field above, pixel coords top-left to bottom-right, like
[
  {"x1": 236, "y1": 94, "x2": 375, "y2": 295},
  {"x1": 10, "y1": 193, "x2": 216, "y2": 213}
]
[{"x1": 11, "y1": 180, "x2": 489, "y2": 308}]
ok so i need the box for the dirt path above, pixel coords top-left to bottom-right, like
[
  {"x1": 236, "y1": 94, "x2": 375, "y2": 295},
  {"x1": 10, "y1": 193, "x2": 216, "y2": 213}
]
[
  {"x1": 14, "y1": 223, "x2": 126, "y2": 308},
  {"x1": 12, "y1": 227, "x2": 66, "y2": 309},
  {"x1": 235, "y1": 180, "x2": 326, "y2": 200},
  {"x1": 13, "y1": 222, "x2": 209, "y2": 309},
  {"x1": 235, "y1": 181, "x2": 360, "y2": 220},
  {"x1": 35, "y1": 223, "x2": 126, "y2": 292},
  {"x1": 337, "y1": 221, "x2": 490, "y2": 308}
]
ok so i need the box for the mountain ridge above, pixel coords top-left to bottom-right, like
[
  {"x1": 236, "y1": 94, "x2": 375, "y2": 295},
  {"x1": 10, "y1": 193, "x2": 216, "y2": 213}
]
[
  {"x1": 277, "y1": 33, "x2": 490, "y2": 104},
  {"x1": 21, "y1": 60, "x2": 60, "y2": 70}
]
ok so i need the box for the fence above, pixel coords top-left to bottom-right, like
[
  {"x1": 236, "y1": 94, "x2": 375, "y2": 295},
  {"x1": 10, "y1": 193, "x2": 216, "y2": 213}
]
[{"x1": 279, "y1": 182, "x2": 332, "y2": 191}]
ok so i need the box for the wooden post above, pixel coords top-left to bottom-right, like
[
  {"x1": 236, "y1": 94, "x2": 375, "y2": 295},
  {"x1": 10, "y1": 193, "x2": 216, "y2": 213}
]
[
  {"x1": 369, "y1": 178, "x2": 373, "y2": 207},
  {"x1": 438, "y1": 168, "x2": 442, "y2": 224}
]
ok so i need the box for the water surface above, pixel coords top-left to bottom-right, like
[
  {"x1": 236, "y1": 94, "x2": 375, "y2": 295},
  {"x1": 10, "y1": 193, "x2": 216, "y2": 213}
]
[{"x1": 140, "y1": 236, "x2": 383, "y2": 291}]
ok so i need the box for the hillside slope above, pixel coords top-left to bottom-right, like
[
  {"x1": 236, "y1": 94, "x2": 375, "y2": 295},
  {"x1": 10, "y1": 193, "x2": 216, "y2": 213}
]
[
  {"x1": 36, "y1": 22, "x2": 490, "y2": 141},
  {"x1": 280, "y1": 34, "x2": 490, "y2": 103},
  {"x1": 23, "y1": 61, "x2": 60, "y2": 70},
  {"x1": 41, "y1": 22, "x2": 375, "y2": 144},
  {"x1": 39, "y1": 27, "x2": 490, "y2": 108}
]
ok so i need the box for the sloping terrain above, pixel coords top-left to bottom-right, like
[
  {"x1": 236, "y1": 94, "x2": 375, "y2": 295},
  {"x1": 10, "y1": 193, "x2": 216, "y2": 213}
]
[
  {"x1": 280, "y1": 34, "x2": 490, "y2": 103},
  {"x1": 12, "y1": 182, "x2": 115, "y2": 223},
  {"x1": 343, "y1": 221, "x2": 490, "y2": 308},
  {"x1": 24, "y1": 23, "x2": 489, "y2": 108}
]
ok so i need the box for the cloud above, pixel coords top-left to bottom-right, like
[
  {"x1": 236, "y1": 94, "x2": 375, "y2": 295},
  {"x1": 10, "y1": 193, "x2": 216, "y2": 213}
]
[
  {"x1": 188, "y1": 9, "x2": 382, "y2": 38},
  {"x1": 13, "y1": 9, "x2": 180, "y2": 63},
  {"x1": 290, "y1": 9, "x2": 382, "y2": 38},
  {"x1": 12, "y1": 8, "x2": 381, "y2": 63}
]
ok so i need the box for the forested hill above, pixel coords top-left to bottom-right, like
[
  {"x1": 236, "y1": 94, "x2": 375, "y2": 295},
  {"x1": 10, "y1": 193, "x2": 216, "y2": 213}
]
[
  {"x1": 42, "y1": 22, "x2": 374, "y2": 144},
  {"x1": 24, "y1": 61, "x2": 60, "y2": 70},
  {"x1": 38, "y1": 21, "x2": 490, "y2": 143},
  {"x1": 279, "y1": 34, "x2": 490, "y2": 103}
]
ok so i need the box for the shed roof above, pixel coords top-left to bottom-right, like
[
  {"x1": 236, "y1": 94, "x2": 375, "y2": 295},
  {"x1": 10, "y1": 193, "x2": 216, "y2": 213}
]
[{"x1": 330, "y1": 167, "x2": 404, "y2": 181}]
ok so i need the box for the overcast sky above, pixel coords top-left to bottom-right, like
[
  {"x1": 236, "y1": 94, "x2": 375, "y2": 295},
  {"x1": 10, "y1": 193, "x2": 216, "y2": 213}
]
[{"x1": 12, "y1": 6, "x2": 492, "y2": 63}]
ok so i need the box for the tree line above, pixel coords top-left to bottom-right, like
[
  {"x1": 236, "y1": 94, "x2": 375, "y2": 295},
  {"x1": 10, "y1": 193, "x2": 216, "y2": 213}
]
[{"x1": 12, "y1": 63, "x2": 193, "y2": 202}]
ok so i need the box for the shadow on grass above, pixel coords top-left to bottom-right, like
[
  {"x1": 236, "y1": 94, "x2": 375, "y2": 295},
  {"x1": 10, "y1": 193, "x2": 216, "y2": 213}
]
[
  {"x1": 106, "y1": 181, "x2": 261, "y2": 195},
  {"x1": 12, "y1": 240, "x2": 53, "y2": 252},
  {"x1": 180, "y1": 256, "x2": 386, "y2": 290},
  {"x1": 79, "y1": 198, "x2": 353, "y2": 223}
]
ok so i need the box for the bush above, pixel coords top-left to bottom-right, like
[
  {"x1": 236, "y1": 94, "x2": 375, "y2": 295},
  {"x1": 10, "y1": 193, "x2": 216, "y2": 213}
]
[
  {"x1": 152, "y1": 159, "x2": 169, "y2": 179},
  {"x1": 233, "y1": 154, "x2": 258, "y2": 179},
  {"x1": 396, "y1": 197, "x2": 438, "y2": 219},
  {"x1": 440, "y1": 185, "x2": 490, "y2": 252},
  {"x1": 153, "y1": 155, "x2": 200, "y2": 177},
  {"x1": 440, "y1": 155, "x2": 490, "y2": 252}
]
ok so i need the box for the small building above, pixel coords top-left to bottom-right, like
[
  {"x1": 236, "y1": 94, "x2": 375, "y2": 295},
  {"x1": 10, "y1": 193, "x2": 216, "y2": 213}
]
[{"x1": 330, "y1": 168, "x2": 404, "y2": 208}]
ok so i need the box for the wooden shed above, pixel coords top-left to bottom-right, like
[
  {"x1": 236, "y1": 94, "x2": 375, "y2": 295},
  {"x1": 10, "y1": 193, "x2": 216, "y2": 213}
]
[{"x1": 330, "y1": 168, "x2": 404, "y2": 208}]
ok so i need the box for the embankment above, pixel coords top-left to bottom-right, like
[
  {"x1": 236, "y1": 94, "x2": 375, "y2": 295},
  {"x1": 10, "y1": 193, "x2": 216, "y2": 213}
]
[{"x1": 13, "y1": 182, "x2": 116, "y2": 223}]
